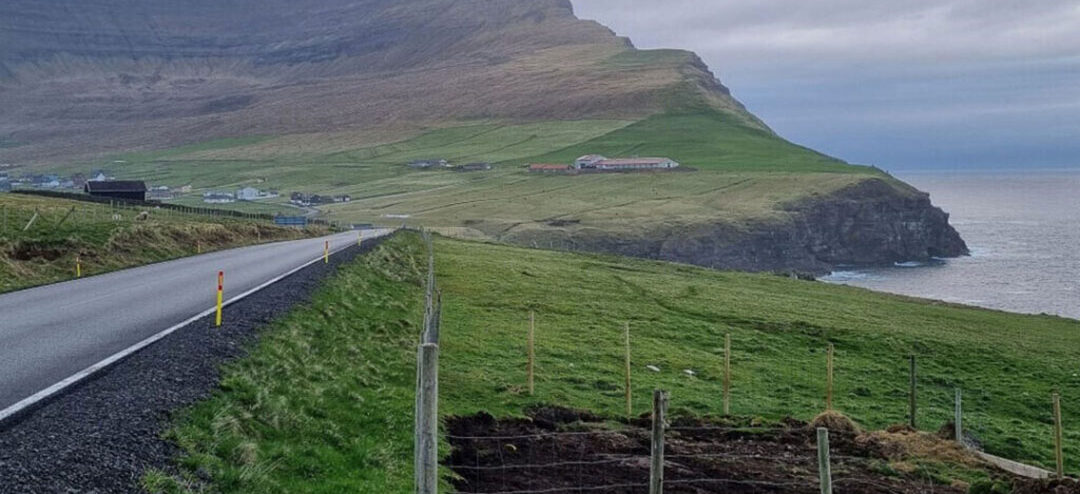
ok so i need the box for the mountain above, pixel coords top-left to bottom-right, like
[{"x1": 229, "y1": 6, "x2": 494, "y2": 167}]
[
  {"x1": 0, "y1": 0, "x2": 967, "y2": 272},
  {"x1": 0, "y1": 0, "x2": 761, "y2": 163}
]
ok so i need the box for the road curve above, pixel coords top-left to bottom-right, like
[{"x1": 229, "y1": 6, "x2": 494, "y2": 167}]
[{"x1": 0, "y1": 229, "x2": 391, "y2": 416}]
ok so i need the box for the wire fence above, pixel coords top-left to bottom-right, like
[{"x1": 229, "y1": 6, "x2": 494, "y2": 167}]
[
  {"x1": 408, "y1": 235, "x2": 1070, "y2": 493},
  {"x1": 430, "y1": 309, "x2": 1072, "y2": 493},
  {"x1": 443, "y1": 410, "x2": 953, "y2": 494},
  {"x1": 9, "y1": 189, "x2": 331, "y2": 226}
]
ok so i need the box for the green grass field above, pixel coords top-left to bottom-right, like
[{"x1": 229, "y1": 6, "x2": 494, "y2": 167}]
[
  {"x1": 0, "y1": 193, "x2": 324, "y2": 293},
  {"x1": 434, "y1": 236, "x2": 1080, "y2": 473},
  {"x1": 42, "y1": 112, "x2": 891, "y2": 247},
  {"x1": 150, "y1": 232, "x2": 1080, "y2": 493}
]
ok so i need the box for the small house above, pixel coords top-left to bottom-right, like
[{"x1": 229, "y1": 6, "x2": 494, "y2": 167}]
[
  {"x1": 85, "y1": 180, "x2": 148, "y2": 201},
  {"x1": 236, "y1": 187, "x2": 262, "y2": 201},
  {"x1": 88, "y1": 170, "x2": 110, "y2": 182}
]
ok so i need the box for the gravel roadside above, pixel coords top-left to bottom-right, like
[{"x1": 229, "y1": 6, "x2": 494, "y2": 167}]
[{"x1": 0, "y1": 234, "x2": 389, "y2": 492}]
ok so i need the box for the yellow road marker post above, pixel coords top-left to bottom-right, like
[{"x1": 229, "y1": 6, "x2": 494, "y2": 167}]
[
  {"x1": 76, "y1": 257, "x2": 82, "y2": 278},
  {"x1": 324, "y1": 240, "x2": 329, "y2": 264},
  {"x1": 215, "y1": 271, "x2": 224, "y2": 327}
]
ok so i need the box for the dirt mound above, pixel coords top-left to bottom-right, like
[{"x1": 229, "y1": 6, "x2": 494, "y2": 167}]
[
  {"x1": 446, "y1": 410, "x2": 968, "y2": 494},
  {"x1": 526, "y1": 405, "x2": 603, "y2": 428},
  {"x1": 810, "y1": 410, "x2": 861, "y2": 435},
  {"x1": 1012, "y1": 478, "x2": 1080, "y2": 494}
]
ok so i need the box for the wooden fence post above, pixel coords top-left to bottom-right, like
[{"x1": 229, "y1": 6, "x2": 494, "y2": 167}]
[
  {"x1": 817, "y1": 427, "x2": 833, "y2": 494},
  {"x1": 909, "y1": 355, "x2": 917, "y2": 429},
  {"x1": 826, "y1": 343, "x2": 834, "y2": 411},
  {"x1": 625, "y1": 322, "x2": 632, "y2": 419},
  {"x1": 416, "y1": 343, "x2": 440, "y2": 494},
  {"x1": 527, "y1": 310, "x2": 535, "y2": 396},
  {"x1": 1053, "y1": 391, "x2": 1064, "y2": 478},
  {"x1": 22, "y1": 208, "x2": 39, "y2": 231},
  {"x1": 955, "y1": 388, "x2": 963, "y2": 444},
  {"x1": 650, "y1": 389, "x2": 668, "y2": 494},
  {"x1": 723, "y1": 333, "x2": 731, "y2": 415}
]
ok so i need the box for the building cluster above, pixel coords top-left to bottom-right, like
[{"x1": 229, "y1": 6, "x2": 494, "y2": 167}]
[
  {"x1": 0, "y1": 168, "x2": 202, "y2": 202},
  {"x1": 202, "y1": 187, "x2": 279, "y2": 204},
  {"x1": 528, "y1": 155, "x2": 680, "y2": 174},
  {"x1": 0, "y1": 169, "x2": 109, "y2": 191},
  {"x1": 288, "y1": 192, "x2": 351, "y2": 207}
]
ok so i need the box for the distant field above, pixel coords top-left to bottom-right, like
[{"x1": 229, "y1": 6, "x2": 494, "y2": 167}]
[{"x1": 48, "y1": 112, "x2": 892, "y2": 246}]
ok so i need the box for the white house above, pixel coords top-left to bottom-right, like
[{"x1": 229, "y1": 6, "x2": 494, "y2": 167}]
[
  {"x1": 574, "y1": 155, "x2": 608, "y2": 169},
  {"x1": 236, "y1": 187, "x2": 262, "y2": 201}
]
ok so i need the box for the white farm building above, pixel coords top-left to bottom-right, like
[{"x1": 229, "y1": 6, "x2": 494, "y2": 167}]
[{"x1": 574, "y1": 155, "x2": 680, "y2": 171}]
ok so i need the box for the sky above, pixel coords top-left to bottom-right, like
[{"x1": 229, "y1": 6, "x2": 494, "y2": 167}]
[{"x1": 573, "y1": 1, "x2": 1080, "y2": 171}]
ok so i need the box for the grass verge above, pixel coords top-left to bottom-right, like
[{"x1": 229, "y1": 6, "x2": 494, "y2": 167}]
[
  {"x1": 0, "y1": 193, "x2": 326, "y2": 293},
  {"x1": 145, "y1": 232, "x2": 427, "y2": 493}
]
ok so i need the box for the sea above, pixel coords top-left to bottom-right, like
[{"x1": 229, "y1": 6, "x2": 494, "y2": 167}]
[{"x1": 822, "y1": 168, "x2": 1080, "y2": 320}]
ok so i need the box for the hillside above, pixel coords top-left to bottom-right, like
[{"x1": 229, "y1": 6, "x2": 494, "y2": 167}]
[
  {"x1": 0, "y1": 0, "x2": 967, "y2": 272},
  {"x1": 0, "y1": 0, "x2": 760, "y2": 164},
  {"x1": 150, "y1": 232, "x2": 1077, "y2": 492}
]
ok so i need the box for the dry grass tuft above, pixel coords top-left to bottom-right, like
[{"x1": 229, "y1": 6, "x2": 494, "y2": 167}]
[
  {"x1": 857, "y1": 427, "x2": 985, "y2": 467},
  {"x1": 811, "y1": 410, "x2": 861, "y2": 435}
]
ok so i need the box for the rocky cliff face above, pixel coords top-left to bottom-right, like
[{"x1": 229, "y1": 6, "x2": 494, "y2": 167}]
[
  {"x1": 659, "y1": 178, "x2": 968, "y2": 273},
  {"x1": 506, "y1": 178, "x2": 968, "y2": 274}
]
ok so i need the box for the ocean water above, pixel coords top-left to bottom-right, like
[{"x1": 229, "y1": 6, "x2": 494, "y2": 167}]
[{"x1": 822, "y1": 168, "x2": 1080, "y2": 320}]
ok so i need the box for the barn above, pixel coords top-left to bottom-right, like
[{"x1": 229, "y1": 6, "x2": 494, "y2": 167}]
[{"x1": 84, "y1": 180, "x2": 148, "y2": 201}]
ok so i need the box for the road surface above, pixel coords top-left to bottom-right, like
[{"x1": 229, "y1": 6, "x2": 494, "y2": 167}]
[{"x1": 0, "y1": 229, "x2": 390, "y2": 417}]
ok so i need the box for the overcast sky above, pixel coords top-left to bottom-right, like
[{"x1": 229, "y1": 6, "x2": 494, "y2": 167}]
[{"x1": 573, "y1": 1, "x2": 1080, "y2": 170}]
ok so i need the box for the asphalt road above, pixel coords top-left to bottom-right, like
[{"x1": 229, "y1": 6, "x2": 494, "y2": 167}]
[{"x1": 0, "y1": 229, "x2": 390, "y2": 415}]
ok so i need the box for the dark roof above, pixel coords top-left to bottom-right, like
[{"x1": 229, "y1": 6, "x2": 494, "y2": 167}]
[{"x1": 85, "y1": 180, "x2": 148, "y2": 193}]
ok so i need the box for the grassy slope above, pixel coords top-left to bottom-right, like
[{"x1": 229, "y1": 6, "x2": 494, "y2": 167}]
[
  {"x1": 434, "y1": 237, "x2": 1080, "y2": 472},
  {"x1": 153, "y1": 233, "x2": 1080, "y2": 494},
  {"x1": 0, "y1": 193, "x2": 325, "y2": 293},
  {"x1": 529, "y1": 112, "x2": 858, "y2": 173},
  {"x1": 54, "y1": 112, "x2": 892, "y2": 243}
]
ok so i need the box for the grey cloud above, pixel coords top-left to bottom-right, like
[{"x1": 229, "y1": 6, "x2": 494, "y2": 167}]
[{"x1": 571, "y1": 0, "x2": 1080, "y2": 168}]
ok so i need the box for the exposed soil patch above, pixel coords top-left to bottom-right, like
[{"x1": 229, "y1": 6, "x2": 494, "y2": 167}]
[
  {"x1": 447, "y1": 407, "x2": 979, "y2": 494},
  {"x1": 8, "y1": 240, "x2": 70, "y2": 261}
]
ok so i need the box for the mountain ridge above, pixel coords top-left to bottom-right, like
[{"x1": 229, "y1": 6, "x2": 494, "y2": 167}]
[{"x1": 0, "y1": 0, "x2": 763, "y2": 164}]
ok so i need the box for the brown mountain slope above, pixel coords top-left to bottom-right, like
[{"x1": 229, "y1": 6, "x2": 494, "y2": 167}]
[{"x1": 0, "y1": 0, "x2": 762, "y2": 164}]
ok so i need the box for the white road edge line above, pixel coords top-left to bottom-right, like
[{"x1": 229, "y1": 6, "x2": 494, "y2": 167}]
[{"x1": 0, "y1": 233, "x2": 375, "y2": 424}]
